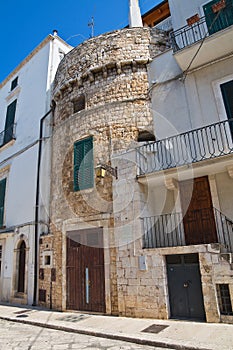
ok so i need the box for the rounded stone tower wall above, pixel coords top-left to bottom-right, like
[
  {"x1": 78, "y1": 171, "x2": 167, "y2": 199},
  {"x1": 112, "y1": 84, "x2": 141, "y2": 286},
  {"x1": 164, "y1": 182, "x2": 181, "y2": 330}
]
[{"x1": 39, "y1": 27, "x2": 166, "y2": 311}]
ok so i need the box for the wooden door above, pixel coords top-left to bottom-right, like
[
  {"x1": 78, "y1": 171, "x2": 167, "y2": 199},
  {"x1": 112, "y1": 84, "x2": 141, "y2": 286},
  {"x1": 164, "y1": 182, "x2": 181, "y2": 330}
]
[
  {"x1": 180, "y1": 176, "x2": 217, "y2": 245},
  {"x1": 167, "y1": 254, "x2": 206, "y2": 321},
  {"x1": 66, "y1": 228, "x2": 106, "y2": 313}
]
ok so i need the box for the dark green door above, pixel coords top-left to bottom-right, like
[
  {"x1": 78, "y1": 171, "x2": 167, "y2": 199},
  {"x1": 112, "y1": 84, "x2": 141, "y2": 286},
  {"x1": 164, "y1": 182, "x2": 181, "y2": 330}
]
[
  {"x1": 220, "y1": 79, "x2": 233, "y2": 136},
  {"x1": 203, "y1": 0, "x2": 233, "y2": 35},
  {"x1": 167, "y1": 254, "x2": 206, "y2": 321}
]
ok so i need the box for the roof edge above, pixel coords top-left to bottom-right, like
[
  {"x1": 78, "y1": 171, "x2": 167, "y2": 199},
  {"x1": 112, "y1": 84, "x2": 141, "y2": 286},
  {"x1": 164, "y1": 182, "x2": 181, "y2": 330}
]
[{"x1": 0, "y1": 34, "x2": 72, "y2": 89}]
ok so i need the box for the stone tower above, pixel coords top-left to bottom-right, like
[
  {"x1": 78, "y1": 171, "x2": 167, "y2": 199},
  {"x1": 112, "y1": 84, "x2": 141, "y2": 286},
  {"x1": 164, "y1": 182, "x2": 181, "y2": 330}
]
[{"x1": 38, "y1": 27, "x2": 167, "y2": 313}]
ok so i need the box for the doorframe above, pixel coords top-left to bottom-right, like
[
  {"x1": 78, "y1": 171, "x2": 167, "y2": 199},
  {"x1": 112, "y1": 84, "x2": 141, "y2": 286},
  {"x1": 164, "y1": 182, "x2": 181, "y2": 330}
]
[
  {"x1": 212, "y1": 74, "x2": 233, "y2": 123},
  {"x1": 12, "y1": 237, "x2": 29, "y2": 301},
  {"x1": 166, "y1": 253, "x2": 206, "y2": 321},
  {"x1": 62, "y1": 220, "x2": 112, "y2": 313}
]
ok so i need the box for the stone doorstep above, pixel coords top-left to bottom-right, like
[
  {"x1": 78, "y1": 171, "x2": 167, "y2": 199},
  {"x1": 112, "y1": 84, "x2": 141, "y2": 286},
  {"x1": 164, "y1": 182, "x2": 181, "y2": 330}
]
[{"x1": 0, "y1": 315, "x2": 211, "y2": 350}]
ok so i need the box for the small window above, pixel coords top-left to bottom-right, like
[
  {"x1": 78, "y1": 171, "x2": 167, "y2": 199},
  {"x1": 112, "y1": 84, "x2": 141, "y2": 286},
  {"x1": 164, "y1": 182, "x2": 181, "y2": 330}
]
[
  {"x1": 44, "y1": 255, "x2": 51, "y2": 266},
  {"x1": 11, "y1": 77, "x2": 18, "y2": 91},
  {"x1": 217, "y1": 284, "x2": 233, "y2": 315},
  {"x1": 0, "y1": 245, "x2": 2, "y2": 276},
  {"x1": 138, "y1": 131, "x2": 155, "y2": 142},
  {"x1": 43, "y1": 251, "x2": 53, "y2": 267},
  {"x1": 74, "y1": 137, "x2": 94, "y2": 191},
  {"x1": 73, "y1": 95, "x2": 85, "y2": 113}
]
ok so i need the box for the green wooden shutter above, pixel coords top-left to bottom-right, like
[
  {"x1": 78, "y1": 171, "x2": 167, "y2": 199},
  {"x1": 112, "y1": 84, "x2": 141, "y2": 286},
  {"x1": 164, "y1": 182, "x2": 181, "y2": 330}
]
[
  {"x1": 220, "y1": 80, "x2": 233, "y2": 136},
  {"x1": 74, "y1": 137, "x2": 94, "y2": 191},
  {"x1": 0, "y1": 178, "x2": 6, "y2": 227},
  {"x1": 204, "y1": 0, "x2": 233, "y2": 35},
  {"x1": 4, "y1": 99, "x2": 17, "y2": 144}
]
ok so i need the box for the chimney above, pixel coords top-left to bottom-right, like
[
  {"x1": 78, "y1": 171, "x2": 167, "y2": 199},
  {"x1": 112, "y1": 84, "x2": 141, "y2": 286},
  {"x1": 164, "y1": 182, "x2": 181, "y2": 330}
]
[
  {"x1": 129, "y1": 0, "x2": 143, "y2": 28},
  {"x1": 53, "y1": 29, "x2": 58, "y2": 36}
]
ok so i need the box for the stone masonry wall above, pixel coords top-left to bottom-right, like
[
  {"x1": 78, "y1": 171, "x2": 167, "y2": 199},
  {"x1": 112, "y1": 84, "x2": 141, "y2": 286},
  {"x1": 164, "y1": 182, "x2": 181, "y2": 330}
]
[{"x1": 39, "y1": 27, "x2": 166, "y2": 311}]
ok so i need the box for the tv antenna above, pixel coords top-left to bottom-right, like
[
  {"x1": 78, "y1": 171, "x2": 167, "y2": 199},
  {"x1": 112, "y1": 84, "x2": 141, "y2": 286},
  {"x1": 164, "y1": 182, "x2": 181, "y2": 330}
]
[{"x1": 88, "y1": 16, "x2": 95, "y2": 38}]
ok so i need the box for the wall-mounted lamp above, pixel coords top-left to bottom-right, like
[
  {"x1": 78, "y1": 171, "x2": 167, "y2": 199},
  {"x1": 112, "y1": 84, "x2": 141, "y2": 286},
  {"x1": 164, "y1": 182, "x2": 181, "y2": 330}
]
[{"x1": 96, "y1": 164, "x2": 118, "y2": 179}]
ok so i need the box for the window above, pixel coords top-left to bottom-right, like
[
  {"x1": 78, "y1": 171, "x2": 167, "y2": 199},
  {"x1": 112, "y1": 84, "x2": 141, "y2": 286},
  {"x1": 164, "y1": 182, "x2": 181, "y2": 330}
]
[
  {"x1": 217, "y1": 284, "x2": 233, "y2": 315},
  {"x1": 11, "y1": 77, "x2": 18, "y2": 91},
  {"x1": 73, "y1": 95, "x2": 85, "y2": 113},
  {"x1": 203, "y1": 0, "x2": 233, "y2": 35},
  {"x1": 138, "y1": 130, "x2": 155, "y2": 142},
  {"x1": 0, "y1": 245, "x2": 2, "y2": 276},
  {"x1": 0, "y1": 179, "x2": 6, "y2": 228},
  {"x1": 220, "y1": 79, "x2": 233, "y2": 136},
  {"x1": 3, "y1": 99, "x2": 17, "y2": 145},
  {"x1": 74, "y1": 137, "x2": 94, "y2": 191}
]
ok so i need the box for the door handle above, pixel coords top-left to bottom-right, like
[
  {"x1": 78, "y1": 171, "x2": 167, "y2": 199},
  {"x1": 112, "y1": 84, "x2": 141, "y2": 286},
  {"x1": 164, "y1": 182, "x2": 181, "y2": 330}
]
[{"x1": 183, "y1": 280, "x2": 191, "y2": 288}]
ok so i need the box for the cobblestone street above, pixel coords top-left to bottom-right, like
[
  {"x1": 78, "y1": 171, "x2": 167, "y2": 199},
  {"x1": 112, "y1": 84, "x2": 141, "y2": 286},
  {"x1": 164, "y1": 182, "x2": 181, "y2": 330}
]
[{"x1": 0, "y1": 319, "x2": 174, "y2": 350}]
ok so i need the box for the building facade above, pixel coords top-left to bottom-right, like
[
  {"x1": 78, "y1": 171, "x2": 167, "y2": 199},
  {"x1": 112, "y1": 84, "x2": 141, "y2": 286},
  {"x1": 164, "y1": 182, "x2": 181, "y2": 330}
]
[
  {"x1": 38, "y1": 0, "x2": 233, "y2": 324},
  {"x1": 130, "y1": 0, "x2": 233, "y2": 323},
  {"x1": 0, "y1": 33, "x2": 72, "y2": 305},
  {"x1": 38, "y1": 27, "x2": 167, "y2": 312}
]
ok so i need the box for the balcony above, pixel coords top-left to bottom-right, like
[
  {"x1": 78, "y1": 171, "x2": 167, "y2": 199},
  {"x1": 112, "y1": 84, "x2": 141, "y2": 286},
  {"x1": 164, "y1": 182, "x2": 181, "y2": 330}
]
[
  {"x1": 170, "y1": 1, "x2": 233, "y2": 70},
  {"x1": 136, "y1": 119, "x2": 233, "y2": 176},
  {"x1": 142, "y1": 208, "x2": 233, "y2": 252},
  {"x1": 0, "y1": 124, "x2": 16, "y2": 148}
]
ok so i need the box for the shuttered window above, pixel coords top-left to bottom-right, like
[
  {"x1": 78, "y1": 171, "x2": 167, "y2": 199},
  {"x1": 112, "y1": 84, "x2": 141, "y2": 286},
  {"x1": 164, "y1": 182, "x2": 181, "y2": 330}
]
[
  {"x1": 203, "y1": 0, "x2": 233, "y2": 35},
  {"x1": 220, "y1": 80, "x2": 233, "y2": 137},
  {"x1": 11, "y1": 77, "x2": 18, "y2": 91},
  {"x1": 4, "y1": 99, "x2": 17, "y2": 145},
  {"x1": 0, "y1": 178, "x2": 6, "y2": 227},
  {"x1": 74, "y1": 137, "x2": 94, "y2": 191}
]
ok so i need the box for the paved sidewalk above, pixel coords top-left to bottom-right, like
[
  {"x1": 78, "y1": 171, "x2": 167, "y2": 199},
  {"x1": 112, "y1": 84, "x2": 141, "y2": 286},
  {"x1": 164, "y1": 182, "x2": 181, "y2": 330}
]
[{"x1": 0, "y1": 304, "x2": 232, "y2": 350}]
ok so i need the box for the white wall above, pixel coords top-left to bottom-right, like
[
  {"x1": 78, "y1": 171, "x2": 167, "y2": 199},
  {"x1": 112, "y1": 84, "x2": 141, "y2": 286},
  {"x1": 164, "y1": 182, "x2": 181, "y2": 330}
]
[
  {"x1": 169, "y1": 0, "x2": 211, "y2": 30},
  {"x1": 0, "y1": 35, "x2": 72, "y2": 305},
  {"x1": 150, "y1": 49, "x2": 233, "y2": 136}
]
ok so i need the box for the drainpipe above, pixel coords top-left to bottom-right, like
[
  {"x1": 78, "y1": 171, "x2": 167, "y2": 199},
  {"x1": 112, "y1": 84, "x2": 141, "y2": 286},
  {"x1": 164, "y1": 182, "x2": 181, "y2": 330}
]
[{"x1": 32, "y1": 109, "x2": 52, "y2": 306}]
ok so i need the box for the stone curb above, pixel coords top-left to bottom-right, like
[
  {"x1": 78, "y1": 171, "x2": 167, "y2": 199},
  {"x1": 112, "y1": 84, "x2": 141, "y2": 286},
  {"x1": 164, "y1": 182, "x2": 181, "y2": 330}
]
[{"x1": 0, "y1": 316, "x2": 211, "y2": 350}]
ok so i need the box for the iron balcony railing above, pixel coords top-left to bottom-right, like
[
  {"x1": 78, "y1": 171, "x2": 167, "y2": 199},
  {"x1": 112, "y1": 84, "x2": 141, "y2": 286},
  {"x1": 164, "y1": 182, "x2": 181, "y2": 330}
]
[
  {"x1": 142, "y1": 208, "x2": 233, "y2": 252},
  {"x1": 170, "y1": 1, "x2": 233, "y2": 52},
  {"x1": 137, "y1": 119, "x2": 233, "y2": 176},
  {"x1": 0, "y1": 123, "x2": 16, "y2": 147}
]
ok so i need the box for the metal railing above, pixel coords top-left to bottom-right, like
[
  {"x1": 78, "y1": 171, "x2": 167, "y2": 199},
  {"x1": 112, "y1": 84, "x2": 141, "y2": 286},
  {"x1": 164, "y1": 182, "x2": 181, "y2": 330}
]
[
  {"x1": 0, "y1": 124, "x2": 16, "y2": 147},
  {"x1": 170, "y1": 2, "x2": 233, "y2": 52},
  {"x1": 214, "y1": 208, "x2": 233, "y2": 253},
  {"x1": 142, "y1": 208, "x2": 233, "y2": 252},
  {"x1": 137, "y1": 119, "x2": 233, "y2": 176},
  {"x1": 170, "y1": 16, "x2": 207, "y2": 52}
]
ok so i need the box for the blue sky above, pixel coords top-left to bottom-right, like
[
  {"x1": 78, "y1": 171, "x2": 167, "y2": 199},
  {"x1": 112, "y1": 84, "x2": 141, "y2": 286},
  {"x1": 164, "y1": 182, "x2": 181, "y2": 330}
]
[{"x1": 0, "y1": 0, "x2": 161, "y2": 83}]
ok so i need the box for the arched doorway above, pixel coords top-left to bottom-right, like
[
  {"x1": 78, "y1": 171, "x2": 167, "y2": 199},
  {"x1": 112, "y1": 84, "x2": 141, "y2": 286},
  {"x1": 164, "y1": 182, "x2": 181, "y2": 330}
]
[{"x1": 18, "y1": 241, "x2": 26, "y2": 293}]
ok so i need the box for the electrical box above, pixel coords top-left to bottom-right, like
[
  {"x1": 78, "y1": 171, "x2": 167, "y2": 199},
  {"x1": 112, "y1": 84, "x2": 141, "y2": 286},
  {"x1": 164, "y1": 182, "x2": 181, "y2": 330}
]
[{"x1": 138, "y1": 256, "x2": 147, "y2": 271}]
